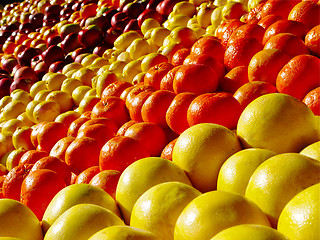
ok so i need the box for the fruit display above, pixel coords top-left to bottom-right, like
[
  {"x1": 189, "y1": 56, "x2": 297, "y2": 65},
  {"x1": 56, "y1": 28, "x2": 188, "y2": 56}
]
[{"x1": 0, "y1": 0, "x2": 319, "y2": 239}]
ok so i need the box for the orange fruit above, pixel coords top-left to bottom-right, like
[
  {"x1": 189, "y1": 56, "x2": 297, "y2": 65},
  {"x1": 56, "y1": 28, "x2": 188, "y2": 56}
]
[
  {"x1": 263, "y1": 32, "x2": 309, "y2": 58},
  {"x1": 171, "y1": 48, "x2": 190, "y2": 66},
  {"x1": 233, "y1": 81, "x2": 278, "y2": 108},
  {"x1": 117, "y1": 120, "x2": 138, "y2": 136},
  {"x1": 101, "y1": 80, "x2": 133, "y2": 99},
  {"x1": 219, "y1": 66, "x2": 249, "y2": 93},
  {"x1": 127, "y1": 91, "x2": 153, "y2": 122},
  {"x1": 305, "y1": 25, "x2": 320, "y2": 57},
  {"x1": 276, "y1": 54, "x2": 320, "y2": 100},
  {"x1": 260, "y1": 0, "x2": 301, "y2": 19},
  {"x1": 257, "y1": 14, "x2": 283, "y2": 29},
  {"x1": 144, "y1": 62, "x2": 174, "y2": 90},
  {"x1": 173, "y1": 64, "x2": 219, "y2": 95},
  {"x1": 248, "y1": 49, "x2": 291, "y2": 85},
  {"x1": 77, "y1": 124, "x2": 115, "y2": 145},
  {"x1": 262, "y1": 19, "x2": 308, "y2": 44},
  {"x1": 288, "y1": 0, "x2": 320, "y2": 31},
  {"x1": 37, "y1": 122, "x2": 68, "y2": 153},
  {"x1": 30, "y1": 122, "x2": 47, "y2": 148},
  {"x1": 78, "y1": 117, "x2": 118, "y2": 136},
  {"x1": 91, "y1": 97, "x2": 130, "y2": 129},
  {"x1": 220, "y1": 19, "x2": 245, "y2": 47},
  {"x1": 245, "y1": 2, "x2": 265, "y2": 24},
  {"x1": 19, "y1": 150, "x2": 49, "y2": 165},
  {"x1": 67, "y1": 115, "x2": 90, "y2": 137},
  {"x1": 227, "y1": 23, "x2": 266, "y2": 47},
  {"x1": 160, "y1": 138, "x2": 177, "y2": 161},
  {"x1": 187, "y1": 92, "x2": 243, "y2": 130},
  {"x1": 2, "y1": 164, "x2": 33, "y2": 201},
  {"x1": 21, "y1": 169, "x2": 66, "y2": 220},
  {"x1": 120, "y1": 85, "x2": 137, "y2": 102},
  {"x1": 125, "y1": 84, "x2": 155, "y2": 109},
  {"x1": 75, "y1": 166, "x2": 100, "y2": 184},
  {"x1": 99, "y1": 135, "x2": 150, "y2": 172},
  {"x1": 166, "y1": 92, "x2": 196, "y2": 134},
  {"x1": 65, "y1": 137, "x2": 104, "y2": 175},
  {"x1": 49, "y1": 136, "x2": 75, "y2": 161},
  {"x1": 30, "y1": 156, "x2": 72, "y2": 185},
  {"x1": 89, "y1": 170, "x2": 121, "y2": 200},
  {"x1": 224, "y1": 37, "x2": 263, "y2": 71},
  {"x1": 124, "y1": 122, "x2": 168, "y2": 157},
  {"x1": 303, "y1": 87, "x2": 320, "y2": 116},
  {"x1": 160, "y1": 65, "x2": 182, "y2": 92},
  {"x1": 141, "y1": 90, "x2": 176, "y2": 129}
]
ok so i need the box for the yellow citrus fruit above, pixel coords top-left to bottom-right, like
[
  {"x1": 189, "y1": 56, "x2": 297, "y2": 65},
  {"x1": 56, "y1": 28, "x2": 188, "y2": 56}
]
[
  {"x1": 122, "y1": 59, "x2": 142, "y2": 83},
  {"x1": 237, "y1": 93, "x2": 320, "y2": 153},
  {"x1": 114, "y1": 31, "x2": 142, "y2": 51},
  {"x1": 26, "y1": 100, "x2": 41, "y2": 123},
  {"x1": 62, "y1": 62, "x2": 83, "y2": 75},
  {"x1": 217, "y1": 148, "x2": 277, "y2": 196},
  {"x1": 172, "y1": 123, "x2": 242, "y2": 192},
  {"x1": 0, "y1": 96, "x2": 12, "y2": 112},
  {"x1": 33, "y1": 100, "x2": 61, "y2": 123},
  {"x1": 210, "y1": 224, "x2": 290, "y2": 240},
  {"x1": 1, "y1": 101, "x2": 26, "y2": 121},
  {"x1": 1, "y1": 119, "x2": 24, "y2": 134},
  {"x1": 174, "y1": 190, "x2": 270, "y2": 240},
  {"x1": 72, "y1": 85, "x2": 92, "y2": 106},
  {"x1": 172, "y1": 1, "x2": 196, "y2": 17},
  {"x1": 30, "y1": 81, "x2": 47, "y2": 98},
  {"x1": 33, "y1": 89, "x2": 51, "y2": 101},
  {"x1": 10, "y1": 89, "x2": 32, "y2": 105},
  {"x1": 43, "y1": 203, "x2": 124, "y2": 240},
  {"x1": 0, "y1": 237, "x2": 24, "y2": 240},
  {"x1": 46, "y1": 90, "x2": 74, "y2": 113},
  {"x1": 17, "y1": 112, "x2": 34, "y2": 127},
  {"x1": 245, "y1": 153, "x2": 320, "y2": 227},
  {"x1": 45, "y1": 72, "x2": 68, "y2": 91},
  {"x1": 89, "y1": 226, "x2": 160, "y2": 240},
  {"x1": 81, "y1": 54, "x2": 100, "y2": 67},
  {"x1": 300, "y1": 140, "x2": 320, "y2": 161},
  {"x1": 116, "y1": 157, "x2": 192, "y2": 224},
  {"x1": 277, "y1": 183, "x2": 320, "y2": 240},
  {"x1": 130, "y1": 182, "x2": 201, "y2": 240},
  {"x1": 126, "y1": 38, "x2": 152, "y2": 60},
  {"x1": 141, "y1": 18, "x2": 161, "y2": 36},
  {"x1": 0, "y1": 199, "x2": 43, "y2": 240},
  {"x1": 72, "y1": 67, "x2": 96, "y2": 87},
  {"x1": 61, "y1": 78, "x2": 83, "y2": 95}
]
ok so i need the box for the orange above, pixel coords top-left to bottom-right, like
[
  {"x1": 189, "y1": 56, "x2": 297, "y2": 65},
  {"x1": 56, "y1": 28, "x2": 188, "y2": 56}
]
[
  {"x1": 125, "y1": 84, "x2": 155, "y2": 109},
  {"x1": 78, "y1": 117, "x2": 118, "y2": 135},
  {"x1": 245, "y1": 2, "x2": 265, "y2": 24},
  {"x1": 99, "y1": 135, "x2": 150, "y2": 172},
  {"x1": 224, "y1": 37, "x2": 263, "y2": 71},
  {"x1": 120, "y1": 85, "x2": 137, "y2": 102},
  {"x1": 2, "y1": 164, "x2": 33, "y2": 201},
  {"x1": 227, "y1": 23, "x2": 266, "y2": 47},
  {"x1": 91, "y1": 97, "x2": 130, "y2": 129},
  {"x1": 144, "y1": 62, "x2": 174, "y2": 90},
  {"x1": 171, "y1": 48, "x2": 190, "y2": 66},
  {"x1": 173, "y1": 64, "x2": 219, "y2": 95},
  {"x1": 65, "y1": 137, "x2": 104, "y2": 175},
  {"x1": 260, "y1": 0, "x2": 301, "y2": 19},
  {"x1": 234, "y1": 81, "x2": 278, "y2": 108},
  {"x1": 49, "y1": 136, "x2": 75, "y2": 161},
  {"x1": 187, "y1": 92, "x2": 243, "y2": 130},
  {"x1": 37, "y1": 122, "x2": 68, "y2": 153},
  {"x1": 190, "y1": 36, "x2": 225, "y2": 63},
  {"x1": 257, "y1": 14, "x2": 283, "y2": 29},
  {"x1": 89, "y1": 170, "x2": 121, "y2": 200},
  {"x1": 124, "y1": 122, "x2": 168, "y2": 157},
  {"x1": 288, "y1": 0, "x2": 320, "y2": 31},
  {"x1": 30, "y1": 156, "x2": 72, "y2": 185},
  {"x1": 305, "y1": 25, "x2": 320, "y2": 57},
  {"x1": 160, "y1": 65, "x2": 182, "y2": 92},
  {"x1": 19, "y1": 150, "x2": 49, "y2": 165},
  {"x1": 67, "y1": 115, "x2": 91, "y2": 137},
  {"x1": 127, "y1": 91, "x2": 153, "y2": 122},
  {"x1": 160, "y1": 138, "x2": 177, "y2": 161},
  {"x1": 30, "y1": 122, "x2": 47, "y2": 148},
  {"x1": 220, "y1": 19, "x2": 245, "y2": 47},
  {"x1": 248, "y1": 49, "x2": 291, "y2": 85},
  {"x1": 101, "y1": 80, "x2": 133, "y2": 99},
  {"x1": 262, "y1": 19, "x2": 308, "y2": 44},
  {"x1": 264, "y1": 32, "x2": 309, "y2": 58},
  {"x1": 74, "y1": 166, "x2": 100, "y2": 184},
  {"x1": 117, "y1": 120, "x2": 138, "y2": 136},
  {"x1": 166, "y1": 92, "x2": 196, "y2": 134},
  {"x1": 21, "y1": 169, "x2": 66, "y2": 220},
  {"x1": 303, "y1": 87, "x2": 320, "y2": 116},
  {"x1": 276, "y1": 54, "x2": 320, "y2": 100},
  {"x1": 141, "y1": 90, "x2": 176, "y2": 129},
  {"x1": 219, "y1": 66, "x2": 249, "y2": 93},
  {"x1": 55, "y1": 111, "x2": 81, "y2": 128},
  {"x1": 77, "y1": 124, "x2": 115, "y2": 145}
]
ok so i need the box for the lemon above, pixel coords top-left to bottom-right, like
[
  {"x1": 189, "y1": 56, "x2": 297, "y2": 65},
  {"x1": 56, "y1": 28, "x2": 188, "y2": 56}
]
[
  {"x1": 45, "y1": 72, "x2": 68, "y2": 91},
  {"x1": 217, "y1": 148, "x2": 277, "y2": 196},
  {"x1": 278, "y1": 183, "x2": 320, "y2": 240},
  {"x1": 237, "y1": 93, "x2": 320, "y2": 153},
  {"x1": 1, "y1": 101, "x2": 26, "y2": 121},
  {"x1": 10, "y1": 89, "x2": 32, "y2": 105},
  {"x1": 300, "y1": 140, "x2": 320, "y2": 161},
  {"x1": 46, "y1": 90, "x2": 74, "y2": 113},
  {"x1": 245, "y1": 153, "x2": 320, "y2": 227},
  {"x1": 89, "y1": 226, "x2": 160, "y2": 240},
  {"x1": 30, "y1": 81, "x2": 47, "y2": 99},
  {"x1": 61, "y1": 78, "x2": 83, "y2": 95},
  {"x1": 114, "y1": 31, "x2": 142, "y2": 51},
  {"x1": 72, "y1": 67, "x2": 96, "y2": 87},
  {"x1": 210, "y1": 224, "x2": 290, "y2": 240},
  {"x1": 62, "y1": 62, "x2": 83, "y2": 75},
  {"x1": 116, "y1": 157, "x2": 192, "y2": 224},
  {"x1": 172, "y1": 123, "x2": 242, "y2": 192},
  {"x1": 174, "y1": 190, "x2": 270, "y2": 240},
  {"x1": 33, "y1": 100, "x2": 60, "y2": 123},
  {"x1": 172, "y1": 1, "x2": 196, "y2": 17},
  {"x1": 25, "y1": 100, "x2": 41, "y2": 123},
  {"x1": 141, "y1": 18, "x2": 161, "y2": 36},
  {"x1": 126, "y1": 38, "x2": 152, "y2": 60},
  {"x1": 131, "y1": 182, "x2": 201, "y2": 240}
]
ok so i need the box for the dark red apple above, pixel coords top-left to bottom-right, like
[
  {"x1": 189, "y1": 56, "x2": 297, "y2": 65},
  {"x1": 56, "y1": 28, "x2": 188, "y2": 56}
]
[
  {"x1": 41, "y1": 45, "x2": 65, "y2": 66},
  {"x1": 0, "y1": 77, "x2": 13, "y2": 98},
  {"x1": 78, "y1": 27, "x2": 104, "y2": 49},
  {"x1": 28, "y1": 13, "x2": 44, "y2": 29},
  {"x1": 156, "y1": 0, "x2": 182, "y2": 18},
  {"x1": 123, "y1": 1, "x2": 144, "y2": 18},
  {"x1": 46, "y1": 35, "x2": 62, "y2": 47},
  {"x1": 104, "y1": 27, "x2": 122, "y2": 46},
  {"x1": 45, "y1": 4, "x2": 62, "y2": 15},
  {"x1": 13, "y1": 66, "x2": 38, "y2": 83},
  {"x1": 93, "y1": 43, "x2": 112, "y2": 56},
  {"x1": 146, "y1": 0, "x2": 163, "y2": 9},
  {"x1": 123, "y1": 19, "x2": 141, "y2": 33},
  {"x1": 30, "y1": 54, "x2": 43, "y2": 69},
  {"x1": 1, "y1": 56, "x2": 18, "y2": 73},
  {"x1": 18, "y1": 22, "x2": 34, "y2": 33},
  {"x1": 71, "y1": 47, "x2": 91, "y2": 60},
  {"x1": 10, "y1": 78, "x2": 33, "y2": 94},
  {"x1": 137, "y1": 9, "x2": 164, "y2": 27},
  {"x1": 110, "y1": 12, "x2": 130, "y2": 31},
  {"x1": 17, "y1": 47, "x2": 42, "y2": 67},
  {"x1": 61, "y1": 32, "x2": 82, "y2": 54}
]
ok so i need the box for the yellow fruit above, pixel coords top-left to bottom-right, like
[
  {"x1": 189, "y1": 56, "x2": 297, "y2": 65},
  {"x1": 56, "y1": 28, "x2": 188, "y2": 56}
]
[
  {"x1": 277, "y1": 183, "x2": 320, "y2": 240},
  {"x1": 237, "y1": 93, "x2": 320, "y2": 153},
  {"x1": 114, "y1": 31, "x2": 142, "y2": 51},
  {"x1": 72, "y1": 85, "x2": 92, "y2": 106},
  {"x1": 12, "y1": 126, "x2": 34, "y2": 150},
  {"x1": 150, "y1": 27, "x2": 171, "y2": 47},
  {"x1": 81, "y1": 54, "x2": 100, "y2": 67},
  {"x1": 141, "y1": 18, "x2": 160, "y2": 36},
  {"x1": 300, "y1": 140, "x2": 320, "y2": 161},
  {"x1": 61, "y1": 78, "x2": 83, "y2": 95},
  {"x1": 140, "y1": 52, "x2": 167, "y2": 73},
  {"x1": 30, "y1": 81, "x2": 47, "y2": 98},
  {"x1": 197, "y1": 3, "x2": 215, "y2": 28},
  {"x1": 62, "y1": 62, "x2": 83, "y2": 75},
  {"x1": 0, "y1": 96, "x2": 12, "y2": 112},
  {"x1": 26, "y1": 100, "x2": 41, "y2": 123},
  {"x1": 0, "y1": 237, "x2": 23, "y2": 240},
  {"x1": 16, "y1": 112, "x2": 33, "y2": 127},
  {"x1": 116, "y1": 157, "x2": 192, "y2": 224},
  {"x1": 46, "y1": 90, "x2": 74, "y2": 113},
  {"x1": 0, "y1": 199, "x2": 43, "y2": 240},
  {"x1": 172, "y1": 123, "x2": 242, "y2": 192},
  {"x1": 126, "y1": 38, "x2": 152, "y2": 60},
  {"x1": 210, "y1": 224, "x2": 290, "y2": 240},
  {"x1": 109, "y1": 60, "x2": 127, "y2": 76},
  {"x1": 55, "y1": 110, "x2": 81, "y2": 125},
  {"x1": 172, "y1": 1, "x2": 196, "y2": 17},
  {"x1": 42, "y1": 184, "x2": 120, "y2": 232},
  {"x1": 10, "y1": 89, "x2": 32, "y2": 105},
  {"x1": 45, "y1": 72, "x2": 68, "y2": 91},
  {"x1": 1, "y1": 119, "x2": 24, "y2": 134},
  {"x1": 131, "y1": 182, "x2": 201, "y2": 240},
  {"x1": 122, "y1": 59, "x2": 142, "y2": 83},
  {"x1": 33, "y1": 89, "x2": 51, "y2": 101},
  {"x1": 91, "y1": 57, "x2": 109, "y2": 68},
  {"x1": 33, "y1": 100, "x2": 60, "y2": 123},
  {"x1": 217, "y1": 148, "x2": 277, "y2": 196},
  {"x1": 164, "y1": 14, "x2": 190, "y2": 30},
  {"x1": 72, "y1": 67, "x2": 96, "y2": 87},
  {"x1": 44, "y1": 204, "x2": 124, "y2": 240},
  {"x1": 174, "y1": 190, "x2": 270, "y2": 240},
  {"x1": 245, "y1": 153, "x2": 320, "y2": 227},
  {"x1": 0, "y1": 131, "x2": 14, "y2": 153},
  {"x1": 116, "y1": 51, "x2": 132, "y2": 63},
  {"x1": 1, "y1": 101, "x2": 26, "y2": 121}
]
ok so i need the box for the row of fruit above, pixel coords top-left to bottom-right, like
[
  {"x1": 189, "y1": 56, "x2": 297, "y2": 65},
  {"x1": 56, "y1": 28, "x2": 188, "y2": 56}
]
[{"x1": 0, "y1": 0, "x2": 319, "y2": 239}]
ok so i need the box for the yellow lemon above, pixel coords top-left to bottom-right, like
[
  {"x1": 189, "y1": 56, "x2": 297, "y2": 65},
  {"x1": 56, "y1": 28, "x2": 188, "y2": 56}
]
[
  {"x1": 210, "y1": 224, "x2": 290, "y2": 240},
  {"x1": 72, "y1": 67, "x2": 96, "y2": 87},
  {"x1": 245, "y1": 153, "x2": 320, "y2": 227},
  {"x1": 172, "y1": 123, "x2": 242, "y2": 192},
  {"x1": 1, "y1": 119, "x2": 24, "y2": 134},
  {"x1": 217, "y1": 148, "x2": 277, "y2": 196},
  {"x1": 114, "y1": 31, "x2": 142, "y2": 51},
  {"x1": 91, "y1": 57, "x2": 109, "y2": 69},
  {"x1": 277, "y1": 183, "x2": 319, "y2": 240},
  {"x1": 174, "y1": 190, "x2": 270, "y2": 240},
  {"x1": 26, "y1": 100, "x2": 41, "y2": 123},
  {"x1": 10, "y1": 89, "x2": 32, "y2": 105},
  {"x1": 237, "y1": 93, "x2": 320, "y2": 153},
  {"x1": 33, "y1": 100, "x2": 60, "y2": 123},
  {"x1": 131, "y1": 182, "x2": 201, "y2": 240},
  {"x1": 16, "y1": 112, "x2": 34, "y2": 127},
  {"x1": 45, "y1": 72, "x2": 68, "y2": 91},
  {"x1": 0, "y1": 96, "x2": 12, "y2": 112},
  {"x1": 62, "y1": 62, "x2": 83, "y2": 75},
  {"x1": 72, "y1": 85, "x2": 92, "y2": 106},
  {"x1": 12, "y1": 126, "x2": 34, "y2": 151},
  {"x1": 172, "y1": 1, "x2": 196, "y2": 17},
  {"x1": 29, "y1": 81, "x2": 47, "y2": 98},
  {"x1": 141, "y1": 18, "x2": 161, "y2": 36},
  {"x1": 126, "y1": 38, "x2": 152, "y2": 60},
  {"x1": 61, "y1": 78, "x2": 83, "y2": 95},
  {"x1": 140, "y1": 52, "x2": 167, "y2": 73},
  {"x1": 300, "y1": 140, "x2": 320, "y2": 161},
  {"x1": 150, "y1": 27, "x2": 171, "y2": 47},
  {"x1": 116, "y1": 157, "x2": 192, "y2": 224},
  {"x1": 1, "y1": 101, "x2": 26, "y2": 121},
  {"x1": 122, "y1": 59, "x2": 142, "y2": 83},
  {"x1": 46, "y1": 90, "x2": 74, "y2": 113},
  {"x1": 33, "y1": 89, "x2": 51, "y2": 101},
  {"x1": 81, "y1": 54, "x2": 100, "y2": 67}
]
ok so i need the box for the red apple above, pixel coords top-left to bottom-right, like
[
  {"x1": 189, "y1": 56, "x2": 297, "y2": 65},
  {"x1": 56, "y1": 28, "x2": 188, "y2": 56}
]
[
  {"x1": 146, "y1": 0, "x2": 163, "y2": 10},
  {"x1": 17, "y1": 47, "x2": 42, "y2": 67},
  {"x1": 61, "y1": 32, "x2": 82, "y2": 54},
  {"x1": 137, "y1": 9, "x2": 164, "y2": 27},
  {"x1": 10, "y1": 78, "x2": 33, "y2": 94},
  {"x1": 0, "y1": 77, "x2": 13, "y2": 98},
  {"x1": 46, "y1": 35, "x2": 62, "y2": 47},
  {"x1": 156, "y1": 0, "x2": 182, "y2": 18},
  {"x1": 78, "y1": 27, "x2": 104, "y2": 49},
  {"x1": 111, "y1": 12, "x2": 130, "y2": 31},
  {"x1": 122, "y1": 1, "x2": 144, "y2": 18},
  {"x1": 1, "y1": 56, "x2": 18, "y2": 73},
  {"x1": 42, "y1": 45, "x2": 65, "y2": 66},
  {"x1": 104, "y1": 27, "x2": 122, "y2": 46},
  {"x1": 13, "y1": 66, "x2": 38, "y2": 82},
  {"x1": 93, "y1": 43, "x2": 112, "y2": 56},
  {"x1": 28, "y1": 12, "x2": 44, "y2": 29},
  {"x1": 70, "y1": 47, "x2": 91, "y2": 60},
  {"x1": 123, "y1": 19, "x2": 141, "y2": 33}
]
